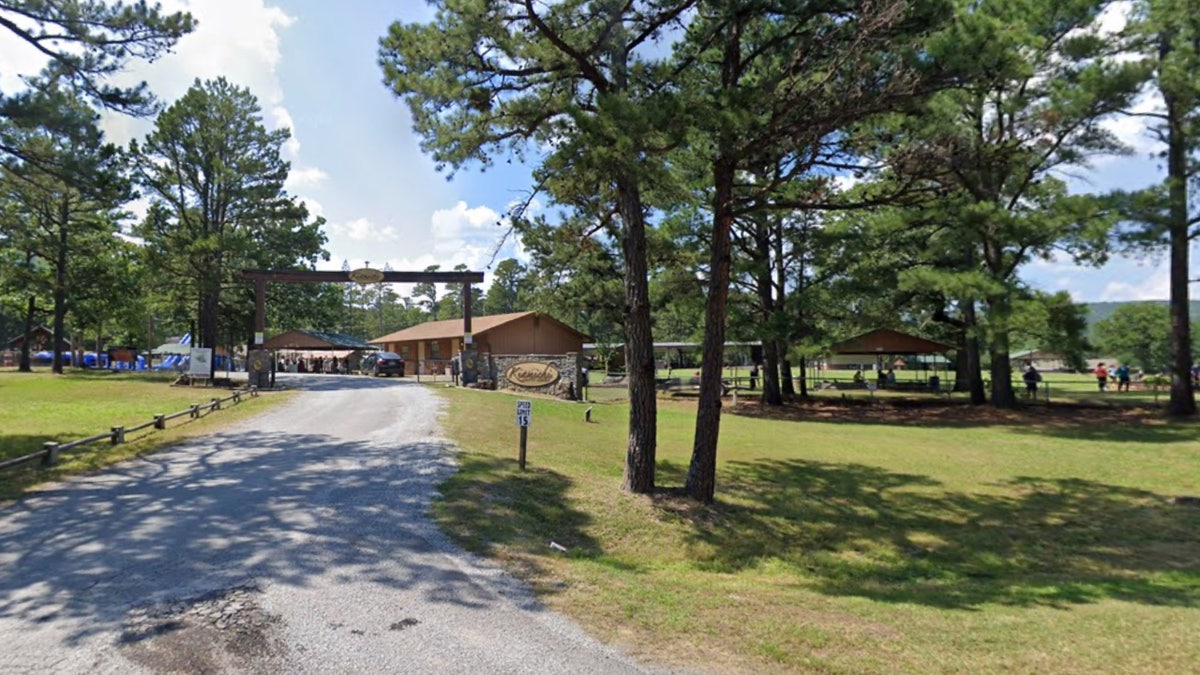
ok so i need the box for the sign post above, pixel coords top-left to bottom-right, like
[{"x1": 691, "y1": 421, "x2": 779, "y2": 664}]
[
  {"x1": 516, "y1": 400, "x2": 531, "y2": 470},
  {"x1": 188, "y1": 347, "x2": 213, "y2": 385}
]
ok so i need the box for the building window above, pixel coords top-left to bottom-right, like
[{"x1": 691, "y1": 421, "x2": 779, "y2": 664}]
[
  {"x1": 430, "y1": 341, "x2": 441, "y2": 360},
  {"x1": 400, "y1": 345, "x2": 409, "y2": 359}
]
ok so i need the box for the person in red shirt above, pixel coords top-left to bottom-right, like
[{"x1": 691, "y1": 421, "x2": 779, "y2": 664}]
[{"x1": 1094, "y1": 362, "x2": 1108, "y2": 392}]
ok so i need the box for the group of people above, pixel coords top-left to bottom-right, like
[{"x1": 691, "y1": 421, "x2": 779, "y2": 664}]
[
  {"x1": 851, "y1": 368, "x2": 897, "y2": 388},
  {"x1": 1024, "y1": 361, "x2": 1140, "y2": 398},
  {"x1": 1092, "y1": 362, "x2": 1135, "y2": 392},
  {"x1": 280, "y1": 355, "x2": 349, "y2": 374}
]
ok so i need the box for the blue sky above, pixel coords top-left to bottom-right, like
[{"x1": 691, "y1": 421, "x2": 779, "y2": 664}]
[{"x1": 0, "y1": 0, "x2": 1184, "y2": 302}]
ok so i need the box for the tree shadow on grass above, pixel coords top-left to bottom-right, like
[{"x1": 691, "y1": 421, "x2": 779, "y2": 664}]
[
  {"x1": 730, "y1": 399, "x2": 1200, "y2": 444},
  {"x1": 0, "y1": 427, "x2": 589, "y2": 648},
  {"x1": 654, "y1": 459, "x2": 1200, "y2": 610},
  {"x1": 0, "y1": 434, "x2": 57, "y2": 460},
  {"x1": 433, "y1": 454, "x2": 599, "y2": 561}
]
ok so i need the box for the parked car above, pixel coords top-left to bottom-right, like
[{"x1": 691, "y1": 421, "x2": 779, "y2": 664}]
[{"x1": 363, "y1": 351, "x2": 405, "y2": 377}]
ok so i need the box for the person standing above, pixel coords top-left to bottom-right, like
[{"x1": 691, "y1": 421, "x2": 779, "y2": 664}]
[
  {"x1": 1115, "y1": 363, "x2": 1131, "y2": 392},
  {"x1": 1093, "y1": 362, "x2": 1108, "y2": 392},
  {"x1": 1023, "y1": 364, "x2": 1042, "y2": 400},
  {"x1": 450, "y1": 353, "x2": 460, "y2": 386}
]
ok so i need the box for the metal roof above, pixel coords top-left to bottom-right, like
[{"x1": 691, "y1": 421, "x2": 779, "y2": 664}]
[
  {"x1": 370, "y1": 312, "x2": 590, "y2": 344},
  {"x1": 828, "y1": 329, "x2": 953, "y2": 355},
  {"x1": 262, "y1": 330, "x2": 379, "y2": 351}
]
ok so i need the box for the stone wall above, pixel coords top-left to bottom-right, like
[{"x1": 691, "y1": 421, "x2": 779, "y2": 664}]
[{"x1": 488, "y1": 352, "x2": 584, "y2": 400}]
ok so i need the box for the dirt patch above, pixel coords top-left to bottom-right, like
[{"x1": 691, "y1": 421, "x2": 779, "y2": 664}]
[
  {"x1": 728, "y1": 397, "x2": 1173, "y2": 428},
  {"x1": 120, "y1": 585, "x2": 287, "y2": 674}
]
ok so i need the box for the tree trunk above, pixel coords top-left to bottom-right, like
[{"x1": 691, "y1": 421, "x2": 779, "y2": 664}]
[
  {"x1": 986, "y1": 294, "x2": 1017, "y2": 408},
  {"x1": 962, "y1": 300, "x2": 986, "y2": 404},
  {"x1": 19, "y1": 295, "x2": 35, "y2": 372},
  {"x1": 754, "y1": 225, "x2": 782, "y2": 406},
  {"x1": 780, "y1": 353, "x2": 796, "y2": 397},
  {"x1": 1164, "y1": 84, "x2": 1196, "y2": 416},
  {"x1": 798, "y1": 355, "x2": 809, "y2": 397},
  {"x1": 687, "y1": 157, "x2": 737, "y2": 504},
  {"x1": 953, "y1": 343, "x2": 969, "y2": 392},
  {"x1": 200, "y1": 251, "x2": 222, "y2": 379},
  {"x1": 52, "y1": 204, "x2": 68, "y2": 375},
  {"x1": 761, "y1": 340, "x2": 781, "y2": 405},
  {"x1": 617, "y1": 176, "x2": 657, "y2": 493},
  {"x1": 773, "y1": 220, "x2": 795, "y2": 400}
]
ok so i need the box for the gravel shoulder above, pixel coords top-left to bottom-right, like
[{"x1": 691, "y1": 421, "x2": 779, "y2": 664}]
[{"x1": 0, "y1": 374, "x2": 653, "y2": 674}]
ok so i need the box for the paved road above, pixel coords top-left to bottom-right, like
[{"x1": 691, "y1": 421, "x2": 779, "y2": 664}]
[{"x1": 0, "y1": 374, "x2": 651, "y2": 674}]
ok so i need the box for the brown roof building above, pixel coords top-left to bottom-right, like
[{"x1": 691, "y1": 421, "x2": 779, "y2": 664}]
[
  {"x1": 6, "y1": 325, "x2": 72, "y2": 352},
  {"x1": 829, "y1": 328, "x2": 953, "y2": 355},
  {"x1": 370, "y1": 312, "x2": 589, "y2": 375}
]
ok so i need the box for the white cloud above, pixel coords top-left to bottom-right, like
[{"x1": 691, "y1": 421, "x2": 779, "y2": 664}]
[
  {"x1": 1025, "y1": 249, "x2": 1078, "y2": 272},
  {"x1": 271, "y1": 105, "x2": 302, "y2": 158},
  {"x1": 1095, "y1": 1, "x2": 1132, "y2": 36},
  {"x1": 286, "y1": 166, "x2": 329, "y2": 191},
  {"x1": 298, "y1": 196, "x2": 325, "y2": 220},
  {"x1": 318, "y1": 198, "x2": 528, "y2": 295},
  {"x1": 1099, "y1": 270, "x2": 1169, "y2": 301},
  {"x1": 0, "y1": 1, "x2": 336, "y2": 236},
  {"x1": 87, "y1": 0, "x2": 298, "y2": 147},
  {"x1": 329, "y1": 217, "x2": 398, "y2": 242},
  {"x1": 431, "y1": 201, "x2": 503, "y2": 241},
  {"x1": 1, "y1": 0, "x2": 329, "y2": 198},
  {"x1": 1099, "y1": 93, "x2": 1164, "y2": 162}
]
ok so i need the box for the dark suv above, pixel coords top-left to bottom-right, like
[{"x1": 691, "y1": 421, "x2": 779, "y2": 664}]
[{"x1": 364, "y1": 351, "x2": 405, "y2": 377}]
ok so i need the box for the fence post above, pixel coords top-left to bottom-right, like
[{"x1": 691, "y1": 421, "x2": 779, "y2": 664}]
[
  {"x1": 233, "y1": 391, "x2": 241, "y2": 404},
  {"x1": 42, "y1": 442, "x2": 59, "y2": 467},
  {"x1": 190, "y1": 404, "x2": 200, "y2": 419},
  {"x1": 250, "y1": 386, "x2": 258, "y2": 398},
  {"x1": 154, "y1": 414, "x2": 166, "y2": 430},
  {"x1": 110, "y1": 426, "x2": 125, "y2": 445},
  {"x1": 212, "y1": 397, "x2": 221, "y2": 411}
]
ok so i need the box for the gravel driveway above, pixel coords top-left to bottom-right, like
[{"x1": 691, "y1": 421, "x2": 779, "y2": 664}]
[{"x1": 0, "y1": 374, "x2": 652, "y2": 674}]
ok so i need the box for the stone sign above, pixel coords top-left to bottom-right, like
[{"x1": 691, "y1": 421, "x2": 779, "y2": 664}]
[
  {"x1": 491, "y1": 353, "x2": 583, "y2": 400},
  {"x1": 505, "y1": 361, "x2": 561, "y2": 388}
]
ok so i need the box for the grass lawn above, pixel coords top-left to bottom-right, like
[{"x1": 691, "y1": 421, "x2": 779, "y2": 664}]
[
  {"x1": 432, "y1": 386, "x2": 1200, "y2": 674},
  {"x1": 0, "y1": 368, "x2": 294, "y2": 500},
  {"x1": 590, "y1": 368, "x2": 1176, "y2": 409}
]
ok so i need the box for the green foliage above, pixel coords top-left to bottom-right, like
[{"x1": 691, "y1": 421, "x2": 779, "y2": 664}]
[
  {"x1": 0, "y1": 83, "x2": 135, "y2": 370},
  {"x1": 439, "y1": 263, "x2": 484, "y2": 320},
  {"x1": 1010, "y1": 291, "x2": 1092, "y2": 371},
  {"x1": 858, "y1": 0, "x2": 1145, "y2": 405},
  {"x1": 1094, "y1": 302, "x2": 1176, "y2": 372},
  {"x1": 483, "y1": 258, "x2": 531, "y2": 315},
  {"x1": 0, "y1": 1, "x2": 193, "y2": 118},
  {"x1": 134, "y1": 78, "x2": 329, "y2": 354}
]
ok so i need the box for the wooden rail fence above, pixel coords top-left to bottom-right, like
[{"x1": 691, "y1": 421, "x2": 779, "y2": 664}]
[{"x1": 0, "y1": 387, "x2": 258, "y2": 472}]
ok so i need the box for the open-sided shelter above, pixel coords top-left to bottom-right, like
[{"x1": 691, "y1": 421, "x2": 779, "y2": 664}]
[
  {"x1": 826, "y1": 328, "x2": 953, "y2": 372},
  {"x1": 6, "y1": 325, "x2": 71, "y2": 353},
  {"x1": 263, "y1": 330, "x2": 378, "y2": 371}
]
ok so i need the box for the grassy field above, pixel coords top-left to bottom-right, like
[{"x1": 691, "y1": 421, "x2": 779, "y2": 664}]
[
  {"x1": 587, "y1": 368, "x2": 1176, "y2": 409},
  {"x1": 432, "y1": 386, "x2": 1200, "y2": 674},
  {"x1": 0, "y1": 369, "x2": 294, "y2": 499}
]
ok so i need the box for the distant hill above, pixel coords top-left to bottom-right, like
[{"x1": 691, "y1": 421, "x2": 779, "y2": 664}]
[{"x1": 1084, "y1": 300, "x2": 1200, "y2": 335}]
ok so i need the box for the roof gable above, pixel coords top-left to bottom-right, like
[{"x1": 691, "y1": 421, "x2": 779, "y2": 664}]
[
  {"x1": 263, "y1": 330, "x2": 378, "y2": 350},
  {"x1": 370, "y1": 312, "x2": 590, "y2": 344},
  {"x1": 829, "y1": 328, "x2": 953, "y2": 355}
]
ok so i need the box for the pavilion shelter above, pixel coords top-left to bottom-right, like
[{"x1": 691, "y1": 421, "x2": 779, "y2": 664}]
[
  {"x1": 825, "y1": 328, "x2": 954, "y2": 387},
  {"x1": 6, "y1": 325, "x2": 72, "y2": 353},
  {"x1": 262, "y1": 330, "x2": 378, "y2": 374}
]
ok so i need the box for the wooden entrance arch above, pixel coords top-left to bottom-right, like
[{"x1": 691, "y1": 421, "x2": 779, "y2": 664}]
[{"x1": 242, "y1": 267, "x2": 485, "y2": 384}]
